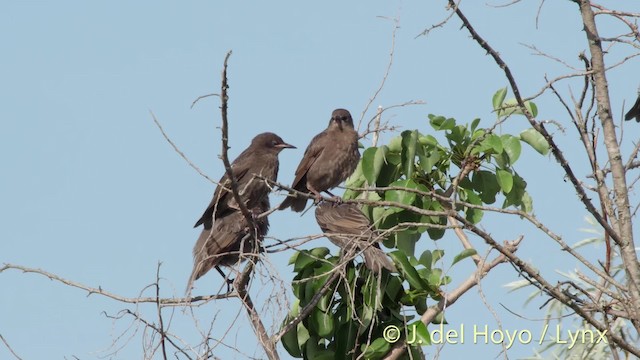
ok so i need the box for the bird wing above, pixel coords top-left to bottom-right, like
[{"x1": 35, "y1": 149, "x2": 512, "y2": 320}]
[
  {"x1": 194, "y1": 160, "x2": 251, "y2": 228},
  {"x1": 290, "y1": 131, "x2": 327, "y2": 191},
  {"x1": 315, "y1": 203, "x2": 395, "y2": 273},
  {"x1": 625, "y1": 94, "x2": 640, "y2": 121},
  {"x1": 315, "y1": 203, "x2": 373, "y2": 235}
]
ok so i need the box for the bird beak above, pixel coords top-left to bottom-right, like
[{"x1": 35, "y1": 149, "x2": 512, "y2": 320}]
[{"x1": 276, "y1": 142, "x2": 296, "y2": 149}]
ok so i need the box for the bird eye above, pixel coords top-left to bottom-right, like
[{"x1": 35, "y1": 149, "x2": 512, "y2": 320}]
[{"x1": 271, "y1": 140, "x2": 278, "y2": 146}]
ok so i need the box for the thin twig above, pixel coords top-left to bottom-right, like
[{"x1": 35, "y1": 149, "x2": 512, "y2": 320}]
[
  {"x1": 383, "y1": 238, "x2": 521, "y2": 359},
  {"x1": 150, "y1": 110, "x2": 218, "y2": 185},
  {"x1": 155, "y1": 262, "x2": 168, "y2": 360},
  {"x1": 0, "y1": 334, "x2": 23, "y2": 360},
  {"x1": 0, "y1": 263, "x2": 231, "y2": 305}
]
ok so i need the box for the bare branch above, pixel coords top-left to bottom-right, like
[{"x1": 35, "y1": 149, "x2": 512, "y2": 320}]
[
  {"x1": 154, "y1": 263, "x2": 168, "y2": 360},
  {"x1": 357, "y1": 16, "x2": 399, "y2": 132},
  {"x1": 0, "y1": 334, "x2": 23, "y2": 360},
  {"x1": 383, "y1": 238, "x2": 522, "y2": 359},
  {"x1": 150, "y1": 110, "x2": 218, "y2": 185},
  {"x1": 0, "y1": 263, "x2": 231, "y2": 305}
]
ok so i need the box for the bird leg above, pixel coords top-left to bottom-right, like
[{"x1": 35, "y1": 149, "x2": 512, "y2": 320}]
[
  {"x1": 307, "y1": 184, "x2": 325, "y2": 205},
  {"x1": 215, "y1": 266, "x2": 234, "y2": 293},
  {"x1": 323, "y1": 189, "x2": 343, "y2": 205}
]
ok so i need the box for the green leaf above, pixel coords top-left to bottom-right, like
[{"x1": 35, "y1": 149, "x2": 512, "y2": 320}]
[
  {"x1": 432, "y1": 250, "x2": 445, "y2": 263},
  {"x1": 343, "y1": 162, "x2": 366, "y2": 200},
  {"x1": 497, "y1": 98, "x2": 518, "y2": 118},
  {"x1": 462, "y1": 189, "x2": 483, "y2": 223},
  {"x1": 362, "y1": 146, "x2": 389, "y2": 186},
  {"x1": 525, "y1": 101, "x2": 538, "y2": 117},
  {"x1": 470, "y1": 118, "x2": 481, "y2": 132},
  {"x1": 388, "y1": 136, "x2": 402, "y2": 152},
  {"x1": 503, "y1": 173, "x2": 529, "y2": 211},
  {"x1": 427, "y1": 224, "x2": 446, "y2": 240},
  {"x1": 361, "y1": 147, "x2": 378, "y2": 185},
  {"x1": 492, "y1": 87, "x2": 508, "y2": 111},
  {"x1": 418, "y1": 250, "x2": 433, "y2": 270},
  {"x1": 305, "y1": 338, "x2": 334, "y2": 360},
  {"x1": 384, "y1": 275, "x2": 404, "y2": 301},
  {"x1": 451, "y1": 248, "x2": 478, "y2": 266},
  {"x1": 310, "y1": 308, "x2": 334, "y2": 338},
  {"x1": 496, "y1": 169, "x2": 514, "y2": 194},
  {"x1": 393, "y1": 230, "x2": 420, "y2": 257},
  {"x1": 401, "y1": 130, "x2": 419, "y2": 178},
  {"x1": 428, "y1": 268, "x2": 443, "y2": 287},
  {"x1": 288, "y1": 252, "x2": 299, "y2": 265},
  {"x1": 334, "y1": 323, "x2": 357, "y2": 360},
  {"x1": 520, "y1": 128, "x2": 549, "y2": 155},
  {"x1": 429, "y1": 115, "x2": 456, "y2": 131},
  {"x1": 487, "y1": 134, "x2": 503, "y2": 154},
  {"x1": 294, "y1": 251, "x2": 315, "y2": 272},
  {"x1": 419, "y1": 134, "x2": 439, "y2": 147},
  {"x1": 521, "y1": 191, "x2": 533, "y2": 213},
  {"x1": 389, "y1": 251, "x2": 429, "y2": 291},
  {"x1": 410, "y1": 321, "x2": 431, "y2": 345},
  {"x1": 472, "y1": 170, "x2": 500, "y2": 204},
  {"x1": 501, "y1": 134, "x2": 521, "y2": 164},
  {"x1": 361, "y1": 337, "x2": 391, "y2": 359},
  {"x1": 431, "y1": 312, "x2": 448, "y2": 325},
  {"x1": 419, "y1": 151, "x2": 440, "y2": 173},
  {"x1": 385, "y1": 179, "x2": 418, "y2": 206},
  {"x1": 311, "y1": 247, "x2": 330, "y2": 258},
  {"x1": 281, "y1": 303, "x2": 303, "y2": 358}
]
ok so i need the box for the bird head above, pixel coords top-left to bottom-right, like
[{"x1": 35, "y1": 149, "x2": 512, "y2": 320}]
[
  {"x1": 252, "y1": 132, "x2": 296, "y2": 153},
  {"x1": 328, "y1": 108, "x2": 354, "y2": 131}
]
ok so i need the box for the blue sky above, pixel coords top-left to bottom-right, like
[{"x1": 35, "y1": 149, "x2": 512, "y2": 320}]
[{"x1": 2, "y1": 1, "x2": 639, "y2": 359}]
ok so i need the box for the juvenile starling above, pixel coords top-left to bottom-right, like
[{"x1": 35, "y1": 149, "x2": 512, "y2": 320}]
[
  {"x1": 315, "y1": 202, "x2": 396, "y2": 273},
  {"x1": 194, "y1": 132, "x2": 295, "y2": 229},
  {"x1": 279, "y1": 109, "x2": 360, "y2": 212},
  {"x1": 625, "y1": 92, "x2": 640, "y2": 122},
  {"x1": 187, "y1": 198, "x2": 270, "y2": 293}
]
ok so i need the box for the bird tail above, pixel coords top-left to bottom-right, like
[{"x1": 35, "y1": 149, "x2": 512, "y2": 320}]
[
  {"x1": 185, "y1": 261, "x2": 203, "y2": 298},
  {"x1": 362, "y1": 247, "x2": 396, "y2": 273},
  {"x1": 278, "y1": 193, "x2": 308, "y2": 212}
]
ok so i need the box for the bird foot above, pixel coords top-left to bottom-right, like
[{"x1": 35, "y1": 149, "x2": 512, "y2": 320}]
[
  {"x1": 215, "y1": 266, "x2": 235, "y2": 293},
  {"x1": 330, "y1": 196, "x2": 343, "y2": 205},
  {"x1": 224, "y1": 278, "x2": 234, "y2": 293}
]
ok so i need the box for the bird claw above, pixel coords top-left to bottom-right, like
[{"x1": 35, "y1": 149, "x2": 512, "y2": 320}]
[{"x1": 224, "y1": 278, "x2": 234, "y2": 293}]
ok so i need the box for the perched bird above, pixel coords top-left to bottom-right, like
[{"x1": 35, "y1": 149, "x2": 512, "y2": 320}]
[
  {"x1": 188, "y1": 132, "x2": 294, "y2": 293},
  {"x1": 625, "y1": 92, "x2": 640, "y2": 122},
  {"x1": 187, "y1": 198, "x2": 270, "y2": 293},
  {"x1": 315, "y1": 202, "x2": 396, "y2": 273},
  {"x1": 279, "y1": 109, "x2": 360, "y2": 212},
  {"x1": 194, "y1": 132, "x2": 295, "y2": 230}
]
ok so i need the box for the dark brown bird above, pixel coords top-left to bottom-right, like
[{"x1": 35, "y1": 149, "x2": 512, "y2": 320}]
[
  {"x1": 187, "y1": 132, "x2": 294, "y2": 293},
  {"x1": 194, "y1": 132, "x2": 295, "y2": 230},
  {"x1": 625, "y1": 92, "x2": 640, "y2": 122},
  {"x1": 187, "y1": 198, "x2": 270, "y2": 294},
  {"x1": 315, "y1": 202, "x2": 396, "y2": 273},
  {"x1": 279, "y1": 109, "x2": 360, "y2": 212}
]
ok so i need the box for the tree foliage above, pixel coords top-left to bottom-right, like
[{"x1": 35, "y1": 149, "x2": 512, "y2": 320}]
[{"x1": 281, "y1": 90, "x2": 548, "y2": 359}]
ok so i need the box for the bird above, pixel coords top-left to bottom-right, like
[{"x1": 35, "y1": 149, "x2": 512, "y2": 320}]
[
  {"x1": 194, "y1": 132, "x2": 295, "y2": 230},
  {"x1": 187, "y1": 198, "x2": 270, "y2": 294},
  {"x1": 315, "y1": 202, "x2": 396, "y2": 273},
  {"x1": 187, "y1": 132, "x2": 294, "y2": 293},
  {"x1": 279, "y1": 109, "x2": 360, "y2": 212},
  {"x1": 625, "y1": 91, "x2": 640, "y2": 122}
]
